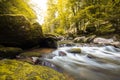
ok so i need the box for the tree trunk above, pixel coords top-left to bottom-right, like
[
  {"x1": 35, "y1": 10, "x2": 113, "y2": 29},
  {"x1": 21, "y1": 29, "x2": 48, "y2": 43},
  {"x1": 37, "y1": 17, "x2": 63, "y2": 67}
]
[{"x1": 75, "y1": 22, "x2": 80, "y2": 35}]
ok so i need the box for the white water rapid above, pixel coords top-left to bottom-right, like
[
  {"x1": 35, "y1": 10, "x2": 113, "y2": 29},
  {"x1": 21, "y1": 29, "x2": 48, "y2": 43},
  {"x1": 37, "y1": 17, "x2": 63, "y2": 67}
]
[{"x1": 43, "y1": 46, "x2": 120, "y2": 80}]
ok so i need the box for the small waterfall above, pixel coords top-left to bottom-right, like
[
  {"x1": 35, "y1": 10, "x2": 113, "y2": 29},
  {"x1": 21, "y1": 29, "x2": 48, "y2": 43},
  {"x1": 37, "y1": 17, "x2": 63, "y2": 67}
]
[{"x1": 42, "y1": 46, "x2": 120, "y2": 80}]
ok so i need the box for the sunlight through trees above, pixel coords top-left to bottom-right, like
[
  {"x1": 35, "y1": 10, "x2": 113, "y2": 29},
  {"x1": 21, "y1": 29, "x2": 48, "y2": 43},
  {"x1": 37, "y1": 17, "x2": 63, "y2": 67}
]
[{"x1": 42, "y1": 0, "x2": 120, "y2": 35}]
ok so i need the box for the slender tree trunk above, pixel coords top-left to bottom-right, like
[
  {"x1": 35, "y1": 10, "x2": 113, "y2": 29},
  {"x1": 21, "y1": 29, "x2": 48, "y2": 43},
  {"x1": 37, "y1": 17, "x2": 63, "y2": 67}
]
[{"x1": 75, "y1": 22, "x2": 80, "y2": 35}]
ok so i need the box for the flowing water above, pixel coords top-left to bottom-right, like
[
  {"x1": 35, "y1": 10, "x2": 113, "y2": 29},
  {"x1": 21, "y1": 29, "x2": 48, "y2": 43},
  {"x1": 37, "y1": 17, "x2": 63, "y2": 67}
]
[{"x1": 41, "y1": 45, "x2": 120, "y2": 80}]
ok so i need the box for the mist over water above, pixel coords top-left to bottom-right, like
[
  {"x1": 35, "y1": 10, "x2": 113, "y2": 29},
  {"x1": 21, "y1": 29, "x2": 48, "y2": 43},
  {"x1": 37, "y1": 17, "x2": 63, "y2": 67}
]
[{"x1": 43, "y1": 46, "x2": 120, "y2": 80}]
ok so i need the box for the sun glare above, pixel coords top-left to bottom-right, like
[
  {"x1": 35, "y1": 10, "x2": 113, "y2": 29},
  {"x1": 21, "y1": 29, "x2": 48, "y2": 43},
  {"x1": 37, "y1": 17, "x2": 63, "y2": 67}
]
[{"x1": 29, "y1": 0, "x2": 48, "y2": 24}]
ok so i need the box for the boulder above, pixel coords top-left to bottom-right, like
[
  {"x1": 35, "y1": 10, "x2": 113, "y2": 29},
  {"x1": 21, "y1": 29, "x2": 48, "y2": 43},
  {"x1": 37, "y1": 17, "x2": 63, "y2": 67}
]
[
  {"x1": 44, "y1": 33, "x2": 57, "y2": 40},
  {"x1": 58, "y1": 51, "x2": 67, "y2": 56},
  {"x1": 58, "y1": 40, "x2": 75, "y2": 47},
  {"x1": 87, "y1": 35, "x2": 96, "y2": 43},
  {"x1": 0, "y1": 59, "x2": 66, "y2": 80},
  {"x1": 19, "y1": 52, "x2": 43, "y2": 57},
  {"x1": 93, "y1": 37, "x2": 114, "y2": 44},
  {"x1": 0, "y1": 14, "x2": 43, "y2": 49},
  {"x1": 73, "y1": 36, "x2": 85, "y2": 42},
  {"x1": 67, "y1": 48, "x2": 81, "y2": 54},
  {"x1": 0, "y1": 47, "x2": 23, "y2": 58},
  {"x1": 39, "y1": 37, "x2": 58, "y2": 48},
  {"x1": 57, "y1": 36, "x2": 65, "y2": 41},
  {"x1": 74, "y1": 35, "x2": 96, "y2": 43},
  {"x1": 73, "y1": 36, "x2": 89, "y2": 43},
  {"x1": 110, "y1": 41, "x2": 120, "y2": 48}
]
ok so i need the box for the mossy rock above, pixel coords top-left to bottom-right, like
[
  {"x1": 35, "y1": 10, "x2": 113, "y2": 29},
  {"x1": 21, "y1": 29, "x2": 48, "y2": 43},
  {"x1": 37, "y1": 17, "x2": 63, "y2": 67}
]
[
  {"x1": 19, "y1": 52, "x2": 42, "y2": 57},
  {"x1": 39, "y1": 37, "x2": 58, "y2": 48},
  {"x1": 44, "y1": 33, "x2": 57, "y2": 39},
  {"x1": 74, "y1": 36, "x2": 89, "y2": 43},
  {"x1": 0, "y1": 14, "x2": 43, "y2": 49},
  {"x1": 58, "y1": 40, "x2": 75, "y2": 47},
  {"x1": 0, "y1": 59, "x2": 66, "y2": 80},
  {"x1": 67, "y1": 48, "x2": 81, "y2": 54},
  {"x1": 0, "y1": 47, "x2": 23, "y2": 58}
]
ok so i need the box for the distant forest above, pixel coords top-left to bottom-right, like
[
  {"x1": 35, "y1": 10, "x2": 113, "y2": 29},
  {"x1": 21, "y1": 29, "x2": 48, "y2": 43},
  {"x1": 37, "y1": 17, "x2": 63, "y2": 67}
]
[{"x1": 43, "y1": 0, "x2": 120, "y2": 36}]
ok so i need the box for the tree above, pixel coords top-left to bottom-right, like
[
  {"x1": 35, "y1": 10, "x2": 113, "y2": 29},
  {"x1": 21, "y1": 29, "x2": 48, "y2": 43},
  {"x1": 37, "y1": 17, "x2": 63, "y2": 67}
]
[
  {"x1": 0, "y1": 0, "x2": 36, "y2": 20},
  {"x1": 43, "y1": 0, "x2": 120, "y2": 35}
]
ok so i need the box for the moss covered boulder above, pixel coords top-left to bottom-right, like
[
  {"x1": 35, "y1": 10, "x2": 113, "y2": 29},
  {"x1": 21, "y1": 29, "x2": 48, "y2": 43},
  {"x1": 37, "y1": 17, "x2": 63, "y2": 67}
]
[
  {"x1": 19, "y1": 52, "x2": 42, "y2": 57},
  {"x1": 0, "y1": 47, "x2": 23, "y2": 58},
  {"x1": 58, "y1": 40, "x2": 75, "y2": 47},
  {"x1": 74, "y1": 35, "x2": 96, "y2": 43},
  {"x1": 67, "y1": 48, "x2": 81, "y2": 54},
  {"x1": 0, "y1": 14, "x2": 43, "y2": 48},
  {"x1": 0, "y1": 59, "x2": 66, "y2": 80}
]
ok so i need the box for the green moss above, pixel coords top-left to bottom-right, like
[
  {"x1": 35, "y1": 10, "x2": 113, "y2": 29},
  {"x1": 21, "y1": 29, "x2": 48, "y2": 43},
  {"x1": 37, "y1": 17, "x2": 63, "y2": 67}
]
[
  {"x1": 0, "y1": 14, "x2": 43, "y2": 48},
  {"x1": 19, "y1": 52, "x2": 42, "y2": 57},
  {"x1": 67, "y1": 48, "x2": 81, "y2": 54},
  {"x1": 0, "y1": 47, "x2": 23, "y2": 58},
  {"x1": 0, "y1": 59, "x2": 66, "y2": 80}
]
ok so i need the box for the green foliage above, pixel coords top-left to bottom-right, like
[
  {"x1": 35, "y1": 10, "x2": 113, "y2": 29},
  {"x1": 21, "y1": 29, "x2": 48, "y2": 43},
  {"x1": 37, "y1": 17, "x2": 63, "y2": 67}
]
[
  {"x1": 54, "y1": 28, "x2": 65, "y2": 35},
  {"x1": 0, "y1": 59, "x2": 66, "y2": 80},
  {"x1": 43, "y1": 0, "x2": 120, "y2": 35},
  {"x1": 96, "y1": 23, "x2": 115, "y2": 34},
  {"x1": 0, "y1": 0, "x2": 36, "y2": 20}
]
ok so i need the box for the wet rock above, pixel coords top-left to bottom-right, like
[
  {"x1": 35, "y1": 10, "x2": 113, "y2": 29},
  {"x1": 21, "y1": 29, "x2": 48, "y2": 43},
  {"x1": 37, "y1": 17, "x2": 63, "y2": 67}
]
[
  {"x1": 58, "y1": 40, "x2": 75, "y2": 47},
  {"x1": 74, "y1": 35, "x2": 96, "y2": 43},
  {"x1": 93, "y1": 37, "x2": 114, "y2": 44},
  {"x1": 87, "y1": 54, "x2": 96, "y2": 59},
  {"x1": 45, "y1": 54, "x2": 56, "y2": 59},
  {"x1": 67, "y1": 48, "x2": 81, "y2": 54},
  {"x1": 0, "y1": 59, "x2": 66, "y2": 80},
  {"x1": 57, "y1": 36, "x2": 65, "y2": 41},
  {"x1": 73, "y1": 36, "x2": 86, "y2": 43},
  {"x1": 0, "y1": 47, "x2": 23, "y2": 58},
  {"x1": 59, "y1": 51, "x2": 67, "y2": 56},
  {"x1": 110, "y1": 41, "x2": 120, "y2": 48}
]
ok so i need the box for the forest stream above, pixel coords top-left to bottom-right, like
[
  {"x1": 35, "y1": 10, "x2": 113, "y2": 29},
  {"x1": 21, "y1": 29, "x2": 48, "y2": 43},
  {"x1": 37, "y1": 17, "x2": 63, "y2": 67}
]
[{"x1": 38, "y1": 44, "x2": 120, "y2": 80}]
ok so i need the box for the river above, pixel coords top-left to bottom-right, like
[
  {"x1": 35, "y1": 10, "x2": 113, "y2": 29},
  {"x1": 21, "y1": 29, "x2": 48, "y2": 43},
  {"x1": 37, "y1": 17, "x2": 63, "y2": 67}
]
[{"x1": 39, "y1": 45, "x2": 120, "y2": 80}]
